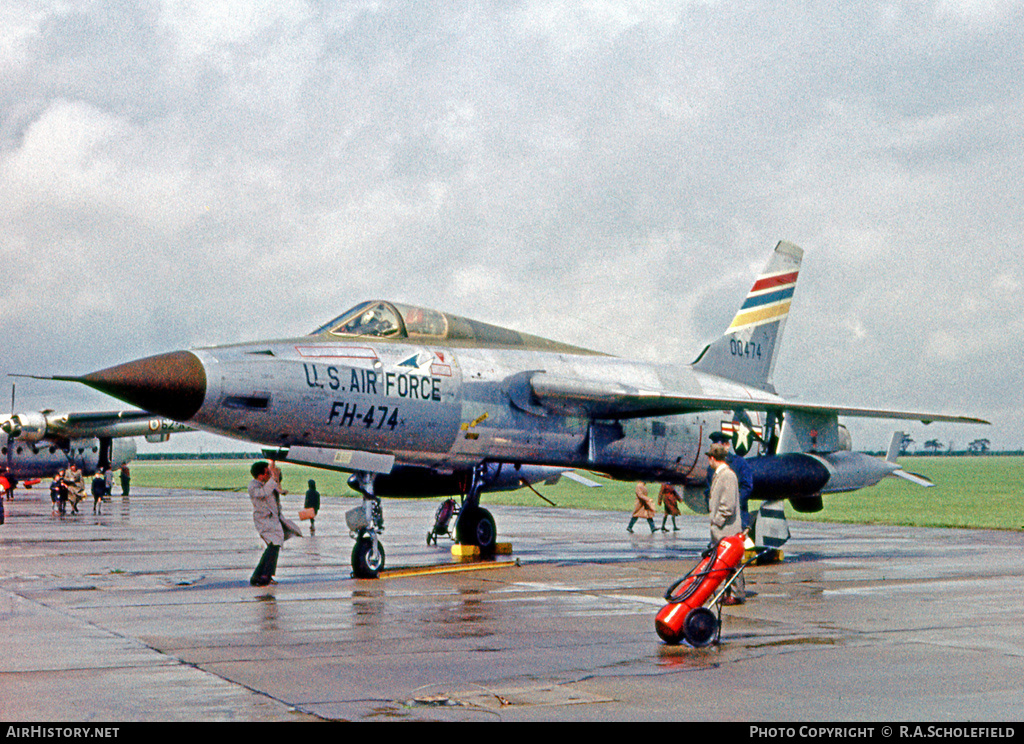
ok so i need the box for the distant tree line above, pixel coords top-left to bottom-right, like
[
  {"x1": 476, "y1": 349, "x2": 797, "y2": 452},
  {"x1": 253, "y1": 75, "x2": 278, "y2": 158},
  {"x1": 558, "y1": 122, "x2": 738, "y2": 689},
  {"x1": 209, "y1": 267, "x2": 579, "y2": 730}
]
[{"x1": 873, "y1": 436, "x2": 1018, "y2": 457}]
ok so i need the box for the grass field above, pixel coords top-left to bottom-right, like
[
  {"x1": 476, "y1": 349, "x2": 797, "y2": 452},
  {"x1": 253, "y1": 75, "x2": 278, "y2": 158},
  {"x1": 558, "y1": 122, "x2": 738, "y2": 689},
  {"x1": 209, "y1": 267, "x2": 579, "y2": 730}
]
[{"x1": 131, "y1": 456, "x2": 1023, "y2": 531}]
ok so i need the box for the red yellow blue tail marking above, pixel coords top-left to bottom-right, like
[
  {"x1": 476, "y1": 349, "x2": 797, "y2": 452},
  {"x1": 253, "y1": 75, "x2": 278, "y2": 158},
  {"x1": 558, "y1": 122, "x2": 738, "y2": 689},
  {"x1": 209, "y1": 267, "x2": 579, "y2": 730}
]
[{"x1": 727, "y1": 270, "x2": 799, "y2": 332}]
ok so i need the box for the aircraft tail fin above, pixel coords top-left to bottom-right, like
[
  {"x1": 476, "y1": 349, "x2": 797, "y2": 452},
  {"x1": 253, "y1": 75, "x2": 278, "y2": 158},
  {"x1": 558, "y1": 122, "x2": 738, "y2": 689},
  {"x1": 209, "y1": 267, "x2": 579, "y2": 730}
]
[{"x1": 692, "y1": 241, "x2": 803, "y2": 393}]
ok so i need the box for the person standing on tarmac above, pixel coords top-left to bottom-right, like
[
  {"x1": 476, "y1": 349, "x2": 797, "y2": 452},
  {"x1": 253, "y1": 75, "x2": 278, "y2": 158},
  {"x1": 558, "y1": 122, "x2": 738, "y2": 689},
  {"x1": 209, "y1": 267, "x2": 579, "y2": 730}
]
[
  {"x1": 63, "y1": 464, "x2": 84, "y2": 515},
  {"x1": 707, "y1": 442, "x2": 745, "y2": 605},
  {"x1": 304, "y1": 479, "x2": 321, "y2": 535},
  {"x1": 119, "y1": 464, "x2": 131, "y2": 497},
  {"x1": 708, "y1": 431, "x2": 753, "y2": 530},
  {"x1": 248, "y1": 461, "x2": 302, "y2": 586},
  {"x1": 91, "y1": 471, "x2": 105, "y2": 514}
]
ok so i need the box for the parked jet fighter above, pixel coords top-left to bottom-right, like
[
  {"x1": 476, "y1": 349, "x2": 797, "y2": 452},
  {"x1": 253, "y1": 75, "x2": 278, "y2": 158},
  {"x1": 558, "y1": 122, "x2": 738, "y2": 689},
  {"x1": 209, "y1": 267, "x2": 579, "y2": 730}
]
[
  {"x1": 1, "y1": 407, "x2": 190, "y2": 484},
  {"x1": 57, "y1": 241, "x2": 986, "y2": 576}
]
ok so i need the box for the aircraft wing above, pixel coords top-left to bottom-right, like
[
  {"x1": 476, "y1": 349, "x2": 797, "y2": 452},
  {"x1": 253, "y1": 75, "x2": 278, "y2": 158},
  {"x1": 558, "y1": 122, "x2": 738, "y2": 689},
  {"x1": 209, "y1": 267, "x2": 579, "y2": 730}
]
[
  {"x1": 527, "y1": 373, "x2": 989, "y2": 425},
  {"x1": 2, "y1": 409, "x2": 192, "y2": 441},
  {"x1": 766, "y1": 403, "x2": 988, "y2": 425}
]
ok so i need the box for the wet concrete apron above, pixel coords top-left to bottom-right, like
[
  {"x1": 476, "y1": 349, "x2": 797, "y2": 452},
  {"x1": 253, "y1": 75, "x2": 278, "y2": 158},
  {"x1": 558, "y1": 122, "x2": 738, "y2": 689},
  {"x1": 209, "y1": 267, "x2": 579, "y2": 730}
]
[{"x1": 2, "y1": 487, "x2": 1022, "y2": 721}]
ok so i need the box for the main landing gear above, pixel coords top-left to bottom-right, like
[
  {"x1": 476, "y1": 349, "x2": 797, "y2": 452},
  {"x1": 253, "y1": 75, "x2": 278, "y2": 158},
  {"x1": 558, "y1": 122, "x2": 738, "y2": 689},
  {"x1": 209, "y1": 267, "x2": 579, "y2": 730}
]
[{"x1": 449, "y1": 461, "x2": 497, "y2": 555}]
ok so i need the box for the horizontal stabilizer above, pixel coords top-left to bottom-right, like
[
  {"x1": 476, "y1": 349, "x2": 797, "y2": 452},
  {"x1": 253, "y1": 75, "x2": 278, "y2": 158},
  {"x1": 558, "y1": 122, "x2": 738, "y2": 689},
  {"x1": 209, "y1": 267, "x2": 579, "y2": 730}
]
[
  {"x1": 886, "y1": 431, "x2": 906, "y2": 463},
  {"x1": 890, "y1": 469, "x2": 934, "y2": 488},
  {"x1": 560, "y1": 470, "x2": 603, "y2": 488}
]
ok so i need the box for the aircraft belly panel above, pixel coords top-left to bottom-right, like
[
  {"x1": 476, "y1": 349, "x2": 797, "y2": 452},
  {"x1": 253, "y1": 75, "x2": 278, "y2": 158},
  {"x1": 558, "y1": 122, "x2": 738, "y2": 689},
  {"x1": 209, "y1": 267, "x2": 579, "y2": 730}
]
[
  {"x1": 587, "y1": 413, "x2": 704, "y2": 481},
  {"x1": 5, "y1": 444, "x2": 77, "y2": 479}
]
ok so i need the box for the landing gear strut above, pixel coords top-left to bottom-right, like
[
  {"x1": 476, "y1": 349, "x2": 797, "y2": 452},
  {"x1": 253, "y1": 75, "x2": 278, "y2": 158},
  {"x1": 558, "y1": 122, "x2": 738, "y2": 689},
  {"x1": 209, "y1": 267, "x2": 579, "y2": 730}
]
[{"x1": 454, "y1": 463, "x2": 497, "y2": 555}]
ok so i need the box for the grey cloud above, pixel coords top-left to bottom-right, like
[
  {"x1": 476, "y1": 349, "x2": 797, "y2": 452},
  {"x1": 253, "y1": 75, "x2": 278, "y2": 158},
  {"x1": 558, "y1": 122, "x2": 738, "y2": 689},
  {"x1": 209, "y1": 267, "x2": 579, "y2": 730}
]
[{"x1": 1, "y1": 0, "x2": 1017, "y2": 452}]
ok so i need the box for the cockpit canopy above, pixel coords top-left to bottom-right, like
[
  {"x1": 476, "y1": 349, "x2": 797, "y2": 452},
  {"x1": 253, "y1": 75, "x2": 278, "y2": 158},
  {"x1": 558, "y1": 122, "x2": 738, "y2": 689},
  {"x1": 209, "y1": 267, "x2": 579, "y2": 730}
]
[
  {"x1": 310, "y1": 300, "x2": 602, "y2": 355},
  {"x1": 310, "y1": 301, "x2": 448, "y2": 340}
]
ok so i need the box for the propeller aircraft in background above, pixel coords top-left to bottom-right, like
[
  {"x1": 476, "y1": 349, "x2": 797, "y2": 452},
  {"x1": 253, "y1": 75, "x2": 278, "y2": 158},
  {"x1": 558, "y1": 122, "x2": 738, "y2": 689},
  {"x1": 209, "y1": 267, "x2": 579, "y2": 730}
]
[{"x1": 2, "y1": 405, "x2": 190, "y2": 484}]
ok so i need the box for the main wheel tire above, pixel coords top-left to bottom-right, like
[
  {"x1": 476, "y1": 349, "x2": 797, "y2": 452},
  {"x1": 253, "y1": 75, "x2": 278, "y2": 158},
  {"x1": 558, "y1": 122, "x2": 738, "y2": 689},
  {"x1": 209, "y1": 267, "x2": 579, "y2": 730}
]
[
  {"x1": 683, "y1": 607, "x2": 718, "y2": 648},
  {"x1": 473, "y1": 507, "x2": 496, "y2": 554},
  {"x1": 456, "y1": 506, "x2": 497, "y2": 554},
  {"x1": 351, "y1": 536, "x2": 385, "y2": 579}
]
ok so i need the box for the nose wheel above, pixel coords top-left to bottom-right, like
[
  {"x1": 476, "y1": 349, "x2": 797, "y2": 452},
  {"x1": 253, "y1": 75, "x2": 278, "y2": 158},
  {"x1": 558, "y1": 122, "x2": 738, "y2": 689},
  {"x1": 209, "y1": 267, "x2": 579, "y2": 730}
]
[
  {"x1": 347, "y1": 475, "x2": 387, "y2": 579},
  {"x1": 352, "y1": 530, "x2": 386, "y2": 579}
]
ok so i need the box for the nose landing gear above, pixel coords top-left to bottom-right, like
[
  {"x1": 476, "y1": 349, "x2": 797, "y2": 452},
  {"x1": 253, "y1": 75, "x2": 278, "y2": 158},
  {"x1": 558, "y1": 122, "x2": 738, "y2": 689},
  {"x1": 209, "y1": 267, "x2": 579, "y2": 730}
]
[{"x1": 347, "y1": 473, "x2": 386, "y2": 579}]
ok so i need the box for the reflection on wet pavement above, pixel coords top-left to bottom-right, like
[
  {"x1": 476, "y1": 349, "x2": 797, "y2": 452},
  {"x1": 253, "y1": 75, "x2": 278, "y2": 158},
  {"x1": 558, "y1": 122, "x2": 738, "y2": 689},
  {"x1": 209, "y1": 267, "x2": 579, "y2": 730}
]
[{"x1": 1, "y1": 486, "x2": 1023, "y2": 721}]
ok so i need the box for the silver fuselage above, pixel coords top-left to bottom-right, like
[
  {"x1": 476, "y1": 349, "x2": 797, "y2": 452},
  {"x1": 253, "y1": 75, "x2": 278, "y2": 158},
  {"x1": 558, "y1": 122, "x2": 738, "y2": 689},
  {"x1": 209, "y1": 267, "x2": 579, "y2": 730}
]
[{"x1": 188, "y1": 338, "x2": 765, "y2": 485}]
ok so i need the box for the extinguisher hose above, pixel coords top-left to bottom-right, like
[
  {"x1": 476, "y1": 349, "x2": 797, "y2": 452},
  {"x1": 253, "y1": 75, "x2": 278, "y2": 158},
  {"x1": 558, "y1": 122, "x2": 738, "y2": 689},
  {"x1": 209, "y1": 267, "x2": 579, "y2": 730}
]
[{"x1": 663, "y1": 541, "x2": 728, "y2": 603}]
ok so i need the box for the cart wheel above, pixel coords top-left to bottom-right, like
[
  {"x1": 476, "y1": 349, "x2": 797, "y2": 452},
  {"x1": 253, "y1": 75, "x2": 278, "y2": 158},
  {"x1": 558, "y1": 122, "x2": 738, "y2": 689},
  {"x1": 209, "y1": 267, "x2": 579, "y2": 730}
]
[
  {"x1": 352, "y1": 535, "x2": 385, "y2": 579},
  {"x1": 683, "y1": 607, "x2": 718, "y2": 648}
]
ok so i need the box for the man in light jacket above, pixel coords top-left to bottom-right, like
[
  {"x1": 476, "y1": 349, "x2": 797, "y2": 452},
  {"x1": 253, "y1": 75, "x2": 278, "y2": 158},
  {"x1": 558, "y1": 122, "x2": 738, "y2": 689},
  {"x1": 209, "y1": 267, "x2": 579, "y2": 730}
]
[{"x1": 707, "y1": 443, "x2": 745, "y2": 604}]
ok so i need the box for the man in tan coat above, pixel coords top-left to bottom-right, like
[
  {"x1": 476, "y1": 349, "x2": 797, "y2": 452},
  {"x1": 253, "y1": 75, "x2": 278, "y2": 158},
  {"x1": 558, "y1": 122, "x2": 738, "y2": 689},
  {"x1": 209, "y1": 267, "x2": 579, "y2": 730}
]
[
  {"x1": 249, "y1": 461, "x2": 302, "y2": 586},
  {"x1": 707, "y1": 443, "x2": 745, "y2": 604},
  {"x1": 627, "y1": 481, "x2": 657, "y2": 534}
]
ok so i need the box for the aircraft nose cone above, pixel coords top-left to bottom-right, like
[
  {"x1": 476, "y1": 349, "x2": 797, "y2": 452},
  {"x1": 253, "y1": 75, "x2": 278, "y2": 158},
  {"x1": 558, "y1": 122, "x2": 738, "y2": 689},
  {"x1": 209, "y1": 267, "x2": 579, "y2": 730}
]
[{"x1": 77, "y1": 350, "x2": 207, "y2": 422}]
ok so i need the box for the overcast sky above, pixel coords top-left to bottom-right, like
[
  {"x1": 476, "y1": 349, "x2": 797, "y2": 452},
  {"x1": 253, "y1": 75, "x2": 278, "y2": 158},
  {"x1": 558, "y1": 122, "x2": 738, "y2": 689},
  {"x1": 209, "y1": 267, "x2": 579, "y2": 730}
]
[{"x1": 2, "y1": 0, "x2": 1020, "y2": 454}]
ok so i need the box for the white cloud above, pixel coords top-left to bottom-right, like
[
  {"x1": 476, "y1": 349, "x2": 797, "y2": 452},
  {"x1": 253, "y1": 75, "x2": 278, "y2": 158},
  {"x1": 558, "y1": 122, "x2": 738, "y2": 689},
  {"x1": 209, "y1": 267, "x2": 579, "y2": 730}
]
[{"x1": 1, "y1": 0, "x2": 1021, "y2": 451}]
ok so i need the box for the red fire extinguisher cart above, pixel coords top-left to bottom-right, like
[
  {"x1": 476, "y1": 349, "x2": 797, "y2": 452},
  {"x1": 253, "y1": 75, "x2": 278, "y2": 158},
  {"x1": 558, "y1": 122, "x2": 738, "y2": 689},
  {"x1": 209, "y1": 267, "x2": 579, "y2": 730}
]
[{"x1": 655, "y1": 533, "x2": 759, "y2": 646}]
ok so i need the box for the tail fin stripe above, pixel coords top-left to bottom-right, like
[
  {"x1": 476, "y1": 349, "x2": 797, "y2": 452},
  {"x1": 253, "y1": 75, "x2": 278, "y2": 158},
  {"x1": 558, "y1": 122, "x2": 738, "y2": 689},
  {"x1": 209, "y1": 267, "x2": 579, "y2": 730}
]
[
  {"x1": 691, "y1": 240, "x2": 803, "y2": 393},
  {"x1": 750, "y1": 271, "x2": 799, "y2": 294},
  {"x1": 739, "y1": 286, "x2": 796, "y2": 310},
  {"x1": 728, "y1": 302, "x2": 793, "y2": 332}
]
